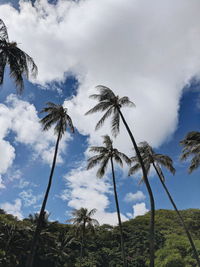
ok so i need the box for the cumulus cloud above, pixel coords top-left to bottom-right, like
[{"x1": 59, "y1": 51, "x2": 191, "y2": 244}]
[
  {"x1": 124, "y1": 191, "x2": 146, "y2": 203},
  {"x1": 61, "y1": 163, "x2": 128, "y2": 225},
  {"x1": 133, "y1": 202, "x2": 149, "y2": 218},
  {"x1": 0, "y1": 198, "x2": 23, "y2": 219},
  {"x1": 0, "y1": 0, "x2": 199, "y2": 152}
]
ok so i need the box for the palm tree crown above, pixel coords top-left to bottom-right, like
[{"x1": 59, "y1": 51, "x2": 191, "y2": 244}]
[
  {"x1": 85, "y1": 85, "x2": 135, "y2": 136},
  {"x1": 40, "y1": 102, "x2": 74, "y2": 138},
  {"x1": 87, "y1": 135, "x2": 131, "y2": 177},
  {"x1": 0, "y1": 19, "x2": 37, "y2": 93},
  {"x1": 68, "y1": 208, "x2": 99, "y2": 233},
  {"x1": 180, "y1": 131, "x2": 200, "y2": 173},
  {"x1": 129, "y1": 141, "x2": 175, "y2": 182}
]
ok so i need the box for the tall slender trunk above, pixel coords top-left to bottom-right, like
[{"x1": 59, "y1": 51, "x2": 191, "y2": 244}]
[
  {"x1": 118, "y1": 108, "x2": 155, "y2": 267},
  {"x1": 110, "y1": 156, "x2": 127, "y2": 267},
  {"x1": 153, "y1": 162, "x2": 200, "y2": 267},
  {"x1": 26, "y1": 128, "x2": 62, "y2": 267}
]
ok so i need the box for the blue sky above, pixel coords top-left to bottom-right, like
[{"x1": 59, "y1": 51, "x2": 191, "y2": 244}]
[{"x1": 0, "y1": 0, "x2": 199, "y2": 225}]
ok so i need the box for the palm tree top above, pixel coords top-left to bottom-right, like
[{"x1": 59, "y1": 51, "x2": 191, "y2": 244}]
[
  {"x1": 85, "y1": 85, "x2": 135, "y2": 136},
  {"x1": 67, "y1": 208, "x2": 99, "y2": 229},
  {"x1": 129, "y1": 141, "x2": 175, "y2": 181},
  {"x1": 180, "y1": 131, "x2": 200, "y2": 173},
  {"x1": 0, "y1": 19, "x2": 38, "y2": 93},
  {"x1": 87, "y1": 135, "x2": 131, "y2": 178},
  {"x1": 40, "y1": 102, "x2": 74, "y2": 139}
]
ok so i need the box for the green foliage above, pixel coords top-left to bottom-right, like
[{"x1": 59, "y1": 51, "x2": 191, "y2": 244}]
[{"x1": 0, "y1": 209, "x2": 200, "y2": 266}]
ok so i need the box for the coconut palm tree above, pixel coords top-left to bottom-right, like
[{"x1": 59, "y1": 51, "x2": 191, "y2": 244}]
[
  {"x1": 129, "y1": 141, "x2": 200, "y2": 266},
  {"x1": 180, "y1": 131, "x2": 200, "y2": 173},
  {"x1": 26, "y1": 102, "x2": 74, "y2": 267},
  {"x1": 87, "y1": 135, "x2": 130, "y2": 267},
  {"x1": 0, "y1": 19, "x2": 37, "y2": 93},
  {"x1": 68, "y1": 208, "x2": 99, "y2": 267},
  {"x1": 85, "y1": 85, "x2": 155, "y2": 266}
]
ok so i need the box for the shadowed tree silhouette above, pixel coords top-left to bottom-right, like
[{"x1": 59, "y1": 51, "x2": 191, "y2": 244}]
[
  {"x1": 87, "y1": 135, "x2": 130, "y2": 267},
  {"x1": 129, "y1": 141, "x2": 200, "y2": 266},
  {"x1": 67, "y1": 208, "x2": 99, "y2": 267},
  {"x1": 85, "y1": 85, "x2": 155, "y2": 266},
  {"x1": 26, "y1": 102, "x2": 74, "y2": 267},
  {"x1": 0, "y1": 19, "x2": 37, "y2": 93},
  {"x1": 180, "y1": 131, "x2": 200, "y2": 173}
]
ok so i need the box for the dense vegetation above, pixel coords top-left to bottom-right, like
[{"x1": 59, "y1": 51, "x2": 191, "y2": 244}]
[{"x1": 1, "y1": 209, "x2": 200, "y2": 267}]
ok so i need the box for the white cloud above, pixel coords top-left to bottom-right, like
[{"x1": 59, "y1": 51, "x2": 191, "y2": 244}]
[
  {"x1": 61, "y1": 163, "x2": 128, "y2": 225},
  {"x1": 0, "y1": 198, "x2": 23, "y2": 219},
  {"x1": 0, "y1": 176, "x2": 5, "y2": 189},
  {"x1": 124, "y1": 191, "x2": 146, "y2": 203},
  {"x1": 14, "y1": 179, "x2": 30, "y2": 189},
  {"x1": 0, "y1": 94, "x2": 72, "y2": 178},
  {"x1": 133, "y1": 202, "x2": 149, "y2": 218},
  {"x1": 0, "y1": 0, "x2": 199, "y2": 150},
  {"x1": 19, "y1": 189, "x2": 42, "y2": 207}
]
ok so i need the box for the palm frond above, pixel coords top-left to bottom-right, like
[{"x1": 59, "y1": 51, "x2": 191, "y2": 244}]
[
  {"x1": 87, "y1": 154, "x2": 105, "y2": 170},
  {"x1": 155, "y1": 154, "x2": 175, "y2": 175},
  {"x1": 85, "y1": 101, "x2": 111, "y2": 115},
  {"x1": 102, "y1": 135, "x2": 113, "y2": 148},
  {"x1": 117, "y1": 151, "x2": 131, "y2": 165},
  {"x1": 119, "y1": 96, "x2": 135, "y2": 107},
  {"x1": 95, "y1": 107, "x2": 113, "y2": 130},
  {"x1": 111, "y1": 108, "x2": 120, "y2": 137},
  {"x1": 0, "y1": 51, "x2": 7, "y2": 85},
  {"x1": 128, "y1": 163, "x2": 142, "y2": 176},
  {"x1": 189, "y1": 154, "x2": 200, "y2": 173},
  {"x1": 0, "y1": 19, "x2": 9, "y2": 42},
  {"x1": 96, "y1": 156, "x2": 110, "y2": 178},
  {"x1": 89, "y1": 146, "x2": 107, "y2": 154},
  {"x1": 96, "y1": 85, "x2": 116, "y2": 100},
  {"x1": 88, "y1": 208, "x2": 97, "y2": 217},
  {"x1": 113, "y1": 154, "x2": 123, "y2": 167},
  {"x1": 155, "y1": 163, "x2": 165, "y2": 182}
]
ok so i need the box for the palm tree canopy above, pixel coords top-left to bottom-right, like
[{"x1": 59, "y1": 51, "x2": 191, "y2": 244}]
[
  {"x1": 87, "y1": 135, "x2": 131, "y2": 178},
  {"x1": 129, "y1": 141, "x2": 175, "y2": 183},
  {"x1": 40, "y1": 102, "x2": 74, "y2": 139},
  {"x1": 180, "y1": 131, "x2": 200, "y2": 173},
  {"x1": 67, "y1": 208, "x2": 99, "y2": 234},
  {"x1": 85, "y1": 85, "x2": 135, "y2": 136},
  {"x1": 0, "y1": 19, "x2": 37, "y2": 93}
]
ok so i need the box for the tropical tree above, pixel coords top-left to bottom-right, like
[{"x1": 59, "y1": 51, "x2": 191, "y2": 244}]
[
  {"x1": 129, "y1": 141, "x2": 200, "y2": 266},
  {"x1": 87, "y1": 134, "x2": 130, "y2": 267},
  {"x1": 67, "y1": 208, "x2": 99, "y2": 267},
  {"x1": 47, "y1": 231, "x2": 75, "y2": 267},
  {"x1": 85, "y1": 85, "x2": 155, "y2": 266},
  {"x1": 26, "y1": 102, "x2": 74, "y2": 267},
  {"x1": 180, "y1": 131, "x2": 200, "y2": 173},
  {"x1": 0, "y1": 19, "x2": 37, "y2": 93}
]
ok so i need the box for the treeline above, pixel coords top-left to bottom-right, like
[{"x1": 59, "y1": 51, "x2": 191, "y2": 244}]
[{"x1": 0, "y1": 209, "x2": 200, "y2": 267}]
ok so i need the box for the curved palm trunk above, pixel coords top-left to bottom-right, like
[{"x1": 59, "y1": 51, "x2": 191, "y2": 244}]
[
  {"x1": 118, "y1": 108, "x2": 155, "y2": 267},
  {"x1": 110, "y1": 156, "x2": 127, "y2": 267},
  {"x1": 26, "y1": 128, "x2": 62, "y2": 267},
  {"x1": 153, "y1": 162, "x2": 200, "y2": 267}
]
